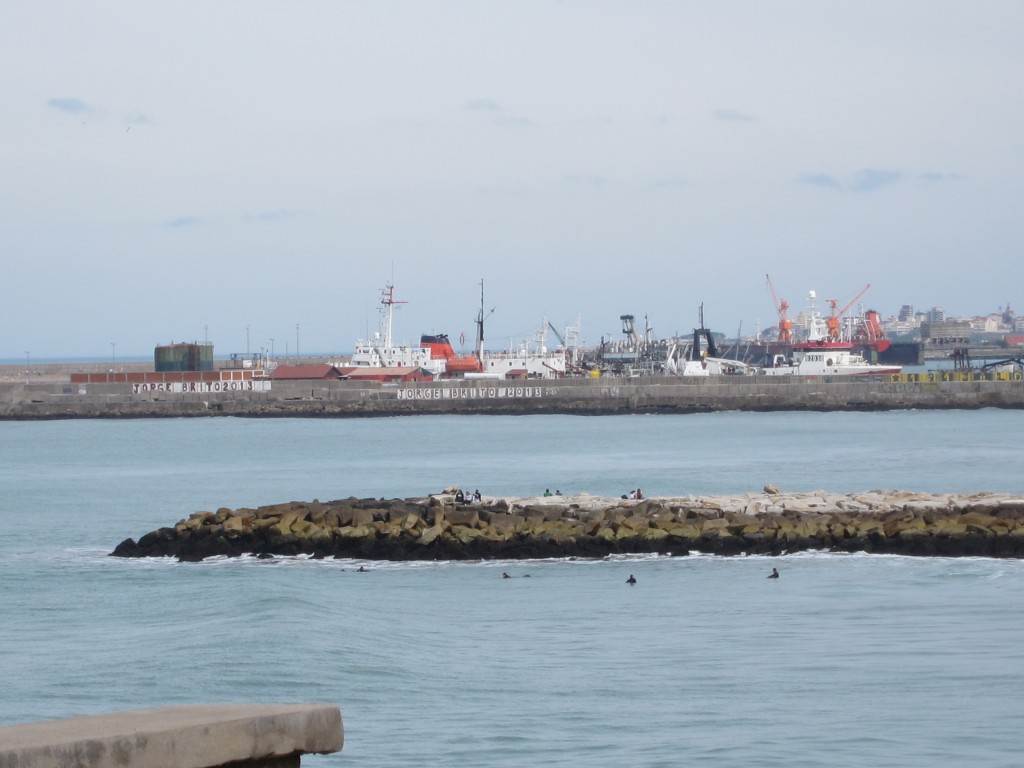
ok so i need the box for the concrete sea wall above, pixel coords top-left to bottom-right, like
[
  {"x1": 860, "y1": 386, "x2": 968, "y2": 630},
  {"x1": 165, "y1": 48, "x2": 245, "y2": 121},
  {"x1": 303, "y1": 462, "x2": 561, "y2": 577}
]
[
  {"x1": 4, "y1": 372, "x2": 1024, "y2": 418},
  {"x1": 111, "y1": 491, "x2": 1024, "y2": 561},
  {"x1": 0, "y1": 704, "x2": 343, "y2": 768}
]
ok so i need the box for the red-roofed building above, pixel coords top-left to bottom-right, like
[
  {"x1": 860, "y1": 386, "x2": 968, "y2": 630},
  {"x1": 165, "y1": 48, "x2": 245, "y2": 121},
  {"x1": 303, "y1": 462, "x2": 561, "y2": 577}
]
[
  {"x1": 270, "y1": 365, "x2": 346, "y2": 380},
  {"x1": 339, "y1": 366, "x2": 434, "y2": 383}
]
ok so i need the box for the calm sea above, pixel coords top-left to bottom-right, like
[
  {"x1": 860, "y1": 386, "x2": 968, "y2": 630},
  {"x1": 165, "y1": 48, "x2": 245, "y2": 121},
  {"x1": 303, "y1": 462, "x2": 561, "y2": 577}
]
[{"x1": 2, "y1": 411, "x2": 1023, "y2": 767}]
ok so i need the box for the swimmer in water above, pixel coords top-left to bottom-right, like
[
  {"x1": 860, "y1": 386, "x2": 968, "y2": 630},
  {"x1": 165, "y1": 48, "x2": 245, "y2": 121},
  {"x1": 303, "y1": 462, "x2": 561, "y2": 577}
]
[
  {"x1": 767, "y1": 568, "x2": 779, "y2": 579},
  {"x1": 626, "y1": 574, "x2": 637, "y2": 585},
  {"x1": 502, "y1": 572, "x2": 511, "y2": 579}
]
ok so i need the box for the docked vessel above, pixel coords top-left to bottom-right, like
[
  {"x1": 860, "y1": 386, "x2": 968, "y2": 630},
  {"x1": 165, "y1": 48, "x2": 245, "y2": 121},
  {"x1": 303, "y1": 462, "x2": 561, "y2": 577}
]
[
  {"x1": 351, "y1": 281, "x2": 567, "y2": 380},
  {"x1": 760, "y1": 340, "x2": 902, "y2": 376},
  {"x1": 348, "y1": 284, "x2": 448, "y2": 377}
]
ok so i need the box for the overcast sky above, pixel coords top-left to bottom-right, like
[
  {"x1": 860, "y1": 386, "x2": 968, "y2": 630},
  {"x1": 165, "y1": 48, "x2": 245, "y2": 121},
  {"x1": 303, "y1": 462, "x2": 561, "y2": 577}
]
[{"x1": 3, "y1": 1, "x2": 1021, "y2": 359}]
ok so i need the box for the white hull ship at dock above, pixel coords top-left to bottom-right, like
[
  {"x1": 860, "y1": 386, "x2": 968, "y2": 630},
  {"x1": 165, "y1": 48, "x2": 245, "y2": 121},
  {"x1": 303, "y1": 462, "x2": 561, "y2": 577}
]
[
  {"x1": 349, "y1": 282, "x2": 568, "y2": 380},
  {"x1": 347, "y1": 284, "x2": 448, "y2": 377},
  {"x1": 760, "y1": 340, "x2": 902, "y2": 376}
]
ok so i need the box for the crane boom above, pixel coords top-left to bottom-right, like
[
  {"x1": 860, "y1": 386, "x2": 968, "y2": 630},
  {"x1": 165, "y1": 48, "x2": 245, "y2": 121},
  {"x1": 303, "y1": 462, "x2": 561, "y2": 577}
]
[
  {"x1": 766, "y1": 274, "x2": 793, "y2": 344},
  {"x1": 826, "y1": 283, "x2": 871, "y2": 341}
]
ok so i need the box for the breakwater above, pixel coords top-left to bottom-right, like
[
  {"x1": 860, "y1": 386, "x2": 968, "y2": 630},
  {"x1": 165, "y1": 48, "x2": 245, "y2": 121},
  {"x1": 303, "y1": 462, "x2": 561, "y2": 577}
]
[
  {"x1": 111, "y1": 490, "x2": 1024, "y2": 561},
  {"x1": 5, "y1": 372, "x2": 1024, "y2": 418}
]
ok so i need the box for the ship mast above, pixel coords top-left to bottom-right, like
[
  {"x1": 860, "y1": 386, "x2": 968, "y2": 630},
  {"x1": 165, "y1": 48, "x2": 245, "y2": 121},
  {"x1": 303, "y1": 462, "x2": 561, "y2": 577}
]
[
  {"x1": 475, "y1": 279, "x2": 485, "y2": 360},
  {"x1": 379, "y1": 282, "x2": 407, "y2": 349}
]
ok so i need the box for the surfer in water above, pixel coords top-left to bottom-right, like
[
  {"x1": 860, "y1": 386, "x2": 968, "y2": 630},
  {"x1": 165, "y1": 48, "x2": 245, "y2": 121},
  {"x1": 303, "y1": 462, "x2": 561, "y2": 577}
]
[
  {"x1": 768, "y1": 568, "x2": 779, "y2": 579},
  {"x1": 626, "y1": 574, "x2": 637, "y2": 585}
]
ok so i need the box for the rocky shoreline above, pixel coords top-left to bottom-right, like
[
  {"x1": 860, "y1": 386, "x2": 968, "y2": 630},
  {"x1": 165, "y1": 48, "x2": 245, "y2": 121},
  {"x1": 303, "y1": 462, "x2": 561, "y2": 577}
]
[{"x1": 111, "y1": 489, "x2": 1024, "y2": 561}]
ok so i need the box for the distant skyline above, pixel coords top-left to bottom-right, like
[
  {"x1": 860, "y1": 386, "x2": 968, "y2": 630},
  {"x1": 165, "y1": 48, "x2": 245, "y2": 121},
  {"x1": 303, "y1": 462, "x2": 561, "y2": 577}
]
[{"x1": 3, "y1": 1, "x2": 1021, "y2": 357}]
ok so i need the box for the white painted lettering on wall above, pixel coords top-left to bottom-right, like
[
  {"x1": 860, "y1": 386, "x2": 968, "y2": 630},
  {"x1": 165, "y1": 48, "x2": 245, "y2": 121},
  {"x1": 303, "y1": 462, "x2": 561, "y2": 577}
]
[
  {"x1": 132, "y1": 381, "x2": 272, "y2": 394},
  {"x1": 397, "y1": 386, "x2": 543, "y2": 400}
]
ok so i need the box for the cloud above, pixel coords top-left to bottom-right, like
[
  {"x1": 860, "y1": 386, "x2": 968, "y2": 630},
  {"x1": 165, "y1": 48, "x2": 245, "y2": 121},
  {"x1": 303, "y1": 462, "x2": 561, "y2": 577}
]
[
  {"x1": 799, "y1": 173, "x2": 843, "y2": 190},
  {"x1": 649, "y1": 175, "x2": 688, "y2": 190},
  {"x1": 713, "y1": 108, "x2": 757, "y2": 123},
  {"x1": 47, "y1": 97, "x2": 93, "y2": 115},
  {"x1": 465, "y1": 98, "x2": 501, "y2": 112},
  {"x1": 565, "y1": 174, "x2": 610, "y2": 188},
  {"x1": 494, "y1": 116, "x2": 532, "y2": 127},
  {"x1": 849, "y1": 169, "x2": 902, "y2": 192},
  {"x1": 253, "y1": 209, "x2": 305, "y2": 222},
  {"x1": 166, "y1": 216, "x2": 201, "y2": 229},
  {"x1": 798, "y1": 169, "x2": 904, "y2": 192},
  {"x1": 919, "y1": 171, "x2": 967, "y2": 183}
]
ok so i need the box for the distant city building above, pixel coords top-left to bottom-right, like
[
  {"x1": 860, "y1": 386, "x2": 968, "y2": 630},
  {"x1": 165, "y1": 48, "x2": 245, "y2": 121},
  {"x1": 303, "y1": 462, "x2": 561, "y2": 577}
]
[
  {"x1": 926, "y1": 307, "x2": 946, "y2": 323},
  {"x1": 920, "y1": 320, "x2": 971, "y2": 346},
  {"x1": 898, "y1": 304, "x2": 914, "y2": 322}
]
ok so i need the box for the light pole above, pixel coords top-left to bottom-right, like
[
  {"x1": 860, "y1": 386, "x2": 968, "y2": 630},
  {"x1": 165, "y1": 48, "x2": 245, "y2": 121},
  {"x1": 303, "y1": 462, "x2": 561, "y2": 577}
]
[
  {"x1": 269, "y1": 338, "x2": 274, "y2": 360},
  {"x1": 111, "y1": 342, "x2": 116, "y2": 368},
  {"x1": 246, "y1": 325, "x2": 250, "y2": 355},
  {"x1": 296, "y1": 323, "x2": 300, "y2": 361}
]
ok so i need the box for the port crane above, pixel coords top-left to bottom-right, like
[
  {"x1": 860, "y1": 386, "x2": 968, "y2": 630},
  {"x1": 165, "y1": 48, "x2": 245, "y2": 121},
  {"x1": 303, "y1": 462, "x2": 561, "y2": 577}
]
[
  {"x1": 825, "y1": 284, "x2": 870, "y2": 342},
  {"x1": 766, "y1": 274, "x2": 793, "y2": 343}
]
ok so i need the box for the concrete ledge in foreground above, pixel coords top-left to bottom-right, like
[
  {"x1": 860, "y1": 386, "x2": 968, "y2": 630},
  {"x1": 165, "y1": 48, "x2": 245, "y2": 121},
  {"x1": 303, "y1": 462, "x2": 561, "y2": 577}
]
[{"x1": 0, "y1": 704, "x2": 343, "y2": 768}]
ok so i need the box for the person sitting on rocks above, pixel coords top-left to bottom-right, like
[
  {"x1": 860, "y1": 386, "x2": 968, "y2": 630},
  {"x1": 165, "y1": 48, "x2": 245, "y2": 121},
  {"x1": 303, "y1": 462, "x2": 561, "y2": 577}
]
[
  {"x1": 543, "y1": 489, "x2": 552, "y2": 497},
  {"x1": 454, "y1": 489, "x2": 465, "y2": 503},
  {"x1": 473, "y1": 489, "x2": 482, "y2": 503}
]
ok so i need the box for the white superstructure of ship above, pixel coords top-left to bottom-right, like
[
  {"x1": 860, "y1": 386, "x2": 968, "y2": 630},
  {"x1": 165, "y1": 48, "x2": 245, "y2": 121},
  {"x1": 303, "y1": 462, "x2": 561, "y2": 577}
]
[
  {"x1": 350, "y1": 281, "x2": 568, "y2": 379},
  {"x1": 348, "y1": 283, "x2": 447, "y2": 377}
]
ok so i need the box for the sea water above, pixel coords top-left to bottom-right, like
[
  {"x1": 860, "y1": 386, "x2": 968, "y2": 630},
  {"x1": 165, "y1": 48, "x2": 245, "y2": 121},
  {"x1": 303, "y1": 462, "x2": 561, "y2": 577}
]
[{"x1": 2, "y1": 411, "x2": 1024, "y2": 767}]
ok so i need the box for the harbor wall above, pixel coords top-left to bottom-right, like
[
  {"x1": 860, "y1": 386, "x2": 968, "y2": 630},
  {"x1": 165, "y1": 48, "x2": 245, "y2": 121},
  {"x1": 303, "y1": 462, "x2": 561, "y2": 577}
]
[
  {"x1": 0, "y1": 704, "x2": 343, "y2": 768},
  {"x1": 2, "y1": 373, "x2": 1023, "y2": 418}
]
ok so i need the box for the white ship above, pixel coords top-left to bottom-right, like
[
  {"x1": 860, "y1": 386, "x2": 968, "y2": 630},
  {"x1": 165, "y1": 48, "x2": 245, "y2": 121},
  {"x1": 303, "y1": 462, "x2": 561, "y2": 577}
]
[
  {"x1": 350, "y1": 281, "x2": 568, "y2": 380},
  {"x1": 349, "y1": 283, "x2": 447, "y2": 377},
  {"x1": 760, "y1": 340, "x2": 902, "y2": 376}
]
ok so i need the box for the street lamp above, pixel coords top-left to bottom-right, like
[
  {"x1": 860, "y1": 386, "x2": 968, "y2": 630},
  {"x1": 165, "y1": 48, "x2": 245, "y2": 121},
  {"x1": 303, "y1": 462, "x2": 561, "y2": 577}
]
[
  {"x1": 111, "y1": 342, "x2": 116, "y2": 368},
  {"x1": 269, "y1": 338, "x2": 274, "y2": 360}
]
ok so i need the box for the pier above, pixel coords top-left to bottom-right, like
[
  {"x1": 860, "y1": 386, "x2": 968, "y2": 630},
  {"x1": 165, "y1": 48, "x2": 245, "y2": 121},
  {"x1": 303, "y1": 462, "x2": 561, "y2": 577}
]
[
  {"x1": 0, "y1": 704, "x2": 343, "y2": 768},
  {"x1": 1, "y1": 369, "x2": 1023, "y2": 418}
]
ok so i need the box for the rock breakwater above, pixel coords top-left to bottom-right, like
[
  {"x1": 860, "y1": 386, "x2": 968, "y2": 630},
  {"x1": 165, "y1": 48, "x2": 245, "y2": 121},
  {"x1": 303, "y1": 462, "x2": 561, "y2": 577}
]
[{"x1": 111, "y1": 490, "x2": 1024, "y2": 561}]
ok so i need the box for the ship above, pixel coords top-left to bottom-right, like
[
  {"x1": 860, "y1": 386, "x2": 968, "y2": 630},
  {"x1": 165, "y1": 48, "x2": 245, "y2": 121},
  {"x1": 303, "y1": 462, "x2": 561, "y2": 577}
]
[
  {"x1": 760, "y1": 339, "x2": 902, "y2": 376},
  {"x1": 352, "y1": 281, "x2": 567, "y2": 380},
  {"x1": 348, "y1": 283, "x2": 447, "y2": 377}
]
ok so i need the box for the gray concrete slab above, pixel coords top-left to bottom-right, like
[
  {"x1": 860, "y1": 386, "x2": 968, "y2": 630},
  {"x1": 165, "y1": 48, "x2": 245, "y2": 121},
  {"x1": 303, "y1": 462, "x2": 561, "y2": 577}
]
[{"x1": 0, "y1": 704, "x2": 343, "y2": 768}]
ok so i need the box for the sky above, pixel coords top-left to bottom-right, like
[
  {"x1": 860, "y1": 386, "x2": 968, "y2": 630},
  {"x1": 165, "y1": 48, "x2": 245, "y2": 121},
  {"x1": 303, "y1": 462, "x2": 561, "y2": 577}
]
[{"x1": 2, "y1": 1, "x2": 1022, "y2": 359}]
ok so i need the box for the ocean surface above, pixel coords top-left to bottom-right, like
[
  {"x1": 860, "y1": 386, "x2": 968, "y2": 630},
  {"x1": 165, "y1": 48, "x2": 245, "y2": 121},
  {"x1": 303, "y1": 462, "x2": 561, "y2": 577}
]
[{"x1": 2, "y1": 410, "x2": 1024, "y2": 767}]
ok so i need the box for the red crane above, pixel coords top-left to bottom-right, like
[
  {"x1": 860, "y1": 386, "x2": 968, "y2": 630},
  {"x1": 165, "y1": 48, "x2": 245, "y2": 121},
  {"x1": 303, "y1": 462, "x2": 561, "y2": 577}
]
[
  {"x1": 766, "y1": 274, "x2": 793, "y2": 344},
  {"x1": 825, "y1": 284, "x2": 871, "y2": 342}
]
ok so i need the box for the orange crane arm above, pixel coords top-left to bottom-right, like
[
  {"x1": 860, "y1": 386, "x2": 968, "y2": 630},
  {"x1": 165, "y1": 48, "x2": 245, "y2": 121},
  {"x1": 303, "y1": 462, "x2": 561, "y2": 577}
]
[
  {"x1": 826, "y1": 283, "x2": 871, "y2": 341},
  {"x1": 766, "y1": 274, "x2": 793, "y2": 343}
]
